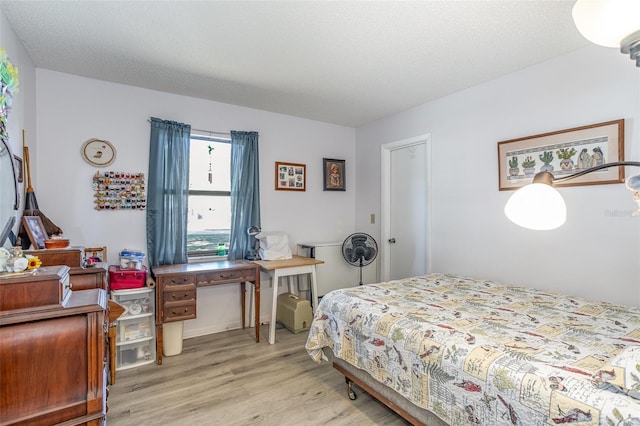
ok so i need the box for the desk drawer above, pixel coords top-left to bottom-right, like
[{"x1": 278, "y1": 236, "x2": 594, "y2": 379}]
[
  {"x1": 163, "y1": 303, "x2": 196, "y2": 322},
  {"x1": 163, "y1": 284, "x2": 196, "y2": 304},
  {"x1": 161, "y1": 275, "x2": 196, "y2": 286},
  {"x1": 197, "y1": 268, "x2": 256, "y2": 286}
]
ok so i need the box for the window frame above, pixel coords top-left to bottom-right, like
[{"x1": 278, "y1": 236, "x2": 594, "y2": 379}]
[{"x1": 187, "y1": 134, "x2": 231, "y2": 258}]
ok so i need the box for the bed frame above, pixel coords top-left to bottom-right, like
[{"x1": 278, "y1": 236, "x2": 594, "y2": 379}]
[
  {"x1": 327, "y1": 349, "x2": 448, "y2": 426},
  {"x1": 309, "y1": 273, "x2": 640, "y2": 425}
]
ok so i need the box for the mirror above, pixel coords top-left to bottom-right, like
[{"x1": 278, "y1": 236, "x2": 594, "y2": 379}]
[{"x1": 0, "y1": 137, "x2": 19, "y2": 247}]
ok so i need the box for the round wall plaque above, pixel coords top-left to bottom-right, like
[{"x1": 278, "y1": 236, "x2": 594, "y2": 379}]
[{"x1": 81, "y1": 138, "x2": 116, "y2": 167}]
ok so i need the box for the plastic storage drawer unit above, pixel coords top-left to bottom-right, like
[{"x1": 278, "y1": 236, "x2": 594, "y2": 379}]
[{"x1": 111, "y1": 287, "x2": 156, "y2": 369}]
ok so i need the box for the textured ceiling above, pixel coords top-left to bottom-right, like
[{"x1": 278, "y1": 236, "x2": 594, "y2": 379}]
[{"x1": 0, "y1": 1, "x2": 589, "y2": 127}]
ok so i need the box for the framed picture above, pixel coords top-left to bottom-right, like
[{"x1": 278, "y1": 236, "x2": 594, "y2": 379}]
[
  {"x1": 497, "y1": 119, "x2": 624, "y2": 191},
  {"x1": 323, "y1": 158, "x2": 345, "y2": 191},
  {"x1": 84, "y1": 246, "x2": 107, "y2": 267},
  {"x1": 22, "y1": 216, "x2": 47, "y2": 249},
  {"x1": 13, "y1": 155, "x2": 23, "y2": 183},
  {"x1": 275, "y1": 161, "x2": 306, "y2": 191}
]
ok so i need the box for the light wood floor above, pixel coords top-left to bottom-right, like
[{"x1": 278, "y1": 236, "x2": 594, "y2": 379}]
[{"x1": 107, "y1": 325, "x2": 411, "y2": 425}]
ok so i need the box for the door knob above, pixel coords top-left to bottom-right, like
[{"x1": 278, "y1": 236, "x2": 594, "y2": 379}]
[{"x1": 388, "y1": 238, "x2": 396, "y2": 243}]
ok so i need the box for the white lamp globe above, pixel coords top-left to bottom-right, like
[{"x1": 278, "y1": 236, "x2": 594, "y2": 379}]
[
  {"x1": 504, "y1": 183, "x2": 567, "y2": 230},
  {"x1": 572, "y1": 0, "x2": 640, "y2": 48}
]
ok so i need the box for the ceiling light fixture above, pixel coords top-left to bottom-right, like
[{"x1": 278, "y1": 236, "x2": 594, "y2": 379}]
[
  {"x1": 505, "y1": 162, "x2": 640, "y2": 230},
  {"x1": 572, "y1": 0, "x2": 640, "y2": 66}
]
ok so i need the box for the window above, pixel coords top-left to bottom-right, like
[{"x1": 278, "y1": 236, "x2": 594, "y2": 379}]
[{"x1": 187, "y1": 135, "x2": 231, "y2": 257}]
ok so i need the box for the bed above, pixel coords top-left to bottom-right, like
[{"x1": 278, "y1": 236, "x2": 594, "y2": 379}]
[{"x1": 305, "y1": 273, "x2": 640, "y2": 425}]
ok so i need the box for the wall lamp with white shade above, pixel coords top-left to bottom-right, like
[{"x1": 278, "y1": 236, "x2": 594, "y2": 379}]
[
  {"x1": 572, "y1": 0, "x2": 640, "y2": 66},
  {"x1": 505, "y1": 162, "x2": 640, "y2": 230}
]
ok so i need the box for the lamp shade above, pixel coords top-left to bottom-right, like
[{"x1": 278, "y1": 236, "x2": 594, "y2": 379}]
[
  {"x1": 572, "y1": 0, "x2": 640, "y2": 47},
  {"x1": 504, "y1": 183, "x2": 567, "y2": 230}
]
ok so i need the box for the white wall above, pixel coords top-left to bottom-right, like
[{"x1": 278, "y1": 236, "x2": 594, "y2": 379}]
[
  {"x1": 1, "y1": 7, "x2": 357, "y2": 339},
  {"x1": 0, "y1": 10, "x2": 36, "y2": 233},
  {"x1": 32, "y1": 70, "x2": 355, "y2": 338},
  {"x1": 5, "y1": 1, "x2": 640, "y2": 337},
  {"x1": 356, "y1": 45, "x2": 640, "y2": 306}
]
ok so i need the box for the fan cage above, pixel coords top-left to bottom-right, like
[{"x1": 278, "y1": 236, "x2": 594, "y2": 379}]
[{"x1": 341, "y1": 232, "x2": 378, "y2": 286}]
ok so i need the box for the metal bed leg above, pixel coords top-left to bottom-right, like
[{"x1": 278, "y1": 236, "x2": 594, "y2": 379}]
[{"x1": 345, "y1": 377, "x2": 357, "y2": 400}]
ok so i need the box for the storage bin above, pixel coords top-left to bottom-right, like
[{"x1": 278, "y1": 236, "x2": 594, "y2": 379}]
[
  {"x1": 163, "y1": 321, "x2": 184, "y2": 356},
  {"x1": 117, "y1": 315, "x2": 154, "y2": 343},
  {"x1": 110, "y1": 288, "x2": 153, "y2": 318},
  {"x1": 116, "y1": 340, "x2": 155, "y2": 370},
  {"x1": 109, "y1": 265, "x2": 147, "y2": 290},
  {"x1": 276, "y1": 293, "x2": 312, "y2": 333},
  {"x1": 119, "y1": 250, "x2": 145, "y2": 270},
  {"x1": 111, "y1": 287, "x2": 156, "y2": 370}
]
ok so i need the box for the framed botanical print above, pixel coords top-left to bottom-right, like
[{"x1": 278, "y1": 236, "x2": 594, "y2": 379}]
[{"x1": 498, "y1": 119, "x2": 624, "y2": 190}]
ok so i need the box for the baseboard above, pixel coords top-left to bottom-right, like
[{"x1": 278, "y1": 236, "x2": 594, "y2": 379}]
[{"x1": 183, "y1": 316, "x2": 271, "y2": 339}]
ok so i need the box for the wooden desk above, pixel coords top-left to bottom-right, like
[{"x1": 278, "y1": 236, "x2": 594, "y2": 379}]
[
  {"x1": 252, "y1": 255, "x2": 324, "y2": 344},
  {"x1": 152, "y1": 260, "x2": 260, "y2": 365}
]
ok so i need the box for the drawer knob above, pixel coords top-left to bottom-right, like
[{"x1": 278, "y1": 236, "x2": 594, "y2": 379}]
[
  {"x1": 171, "y1": 308, "x2": 189, "y2": 315},
  {"x1": 171, "y1": 293, "x2": 189, "y2": 299}
]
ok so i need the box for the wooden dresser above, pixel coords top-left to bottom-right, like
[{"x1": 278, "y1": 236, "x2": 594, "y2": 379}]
[
  {"x1": 0, "y1": 266, "x2": 108, "y2": 426},
  {"x1": 25, "y1": 247, "x2": 107, "y2": 291}
]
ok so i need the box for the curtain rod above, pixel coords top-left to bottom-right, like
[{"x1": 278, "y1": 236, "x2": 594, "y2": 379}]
[
  {"x1": 191, "y1": 128, "x2": 230, "y2": 137},
  {"x1": 146, "y1": 120, "x2": 230, "y2": 137}
]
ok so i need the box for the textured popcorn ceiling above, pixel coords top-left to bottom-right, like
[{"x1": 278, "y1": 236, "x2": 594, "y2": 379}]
[{"x1": 0, "y1": 1, "x2": 589, "y2": 127}]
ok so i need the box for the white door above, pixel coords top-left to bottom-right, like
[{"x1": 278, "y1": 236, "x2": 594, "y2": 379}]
[{"x1": 381, "y1": 135, "x2": 430, "y2": 281}]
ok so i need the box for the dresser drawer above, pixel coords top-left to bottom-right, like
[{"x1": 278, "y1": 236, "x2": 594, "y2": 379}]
[
  {"x1": 70, "y1": 268, "x2": 107, "y2": 291},
  {"x1": 163, "y1": 303, "x2": 196, "y2": 322},
  {"x1": 196, "y1": 268, "x2": 256, "y2": 286},
  {"x1": 163, "y1": 284, "x2": 196, "y2": 304}
]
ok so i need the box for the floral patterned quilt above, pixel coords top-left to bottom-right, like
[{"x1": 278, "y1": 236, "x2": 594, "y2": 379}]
[{"x1": 305, "y1": 273, "x2": 640, "y2": 425}]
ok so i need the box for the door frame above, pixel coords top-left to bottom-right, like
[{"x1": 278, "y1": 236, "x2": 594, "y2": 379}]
[{"x1": 380, "y1": 134, "x2": 432, "y2": 281}]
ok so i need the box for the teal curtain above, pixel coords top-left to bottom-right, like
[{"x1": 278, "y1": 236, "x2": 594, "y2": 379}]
[
  {"x1": 146, "y1": 117, "x2": 191, "y2": 266},
  {"x1": 228, "y1": 131, "x2": 260, "y2": 260}
]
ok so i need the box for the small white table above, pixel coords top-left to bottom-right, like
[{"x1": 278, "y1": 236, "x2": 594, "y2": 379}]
[{"x1": 253, "y1": 255, "x2": 324, "y2": 344}]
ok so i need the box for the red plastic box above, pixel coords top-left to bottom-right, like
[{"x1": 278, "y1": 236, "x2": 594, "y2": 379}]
[{"x1": 109, "y1": 265, "x2": 147, "y2": 290}]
